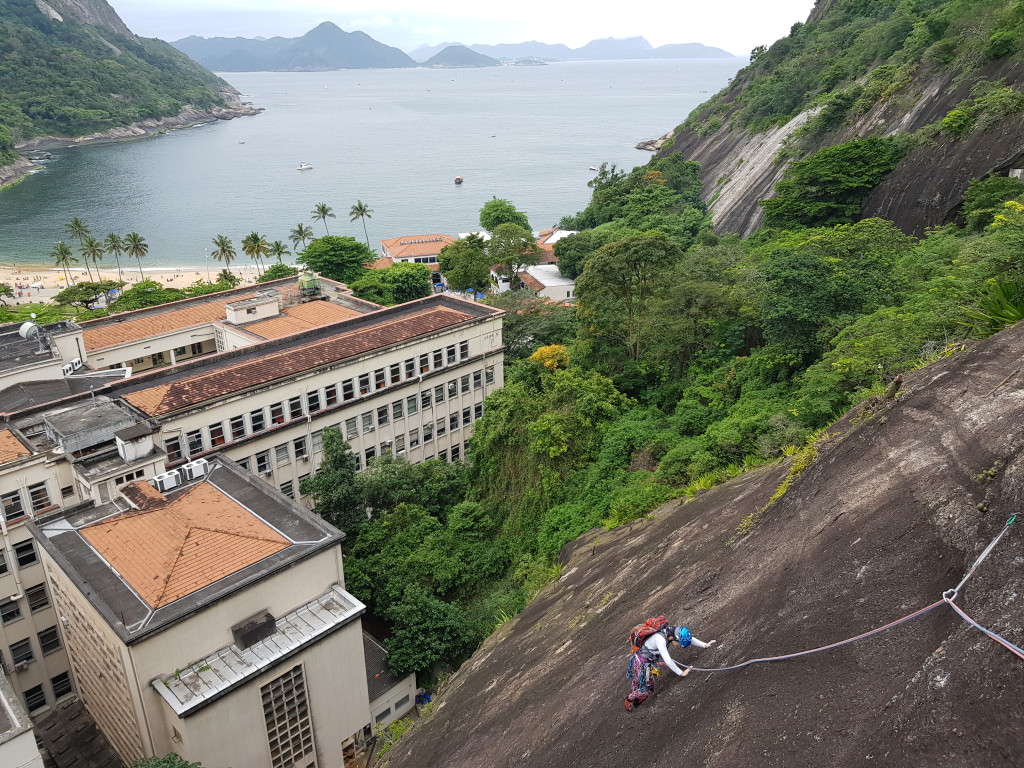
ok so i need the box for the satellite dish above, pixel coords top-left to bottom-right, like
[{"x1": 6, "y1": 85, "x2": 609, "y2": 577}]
[{"x1": 18, "y1": 322, "x2": 40, "y2": 340}]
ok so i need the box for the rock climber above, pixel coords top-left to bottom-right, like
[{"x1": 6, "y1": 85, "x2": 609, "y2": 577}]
[{"x1": 624, "y1": 620, "x2": 716, "y2": 711}]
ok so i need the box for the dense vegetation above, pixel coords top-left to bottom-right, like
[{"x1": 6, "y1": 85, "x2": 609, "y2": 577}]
[{"x1": 0, "y1": 0, "x2": 229, "y2": 143}]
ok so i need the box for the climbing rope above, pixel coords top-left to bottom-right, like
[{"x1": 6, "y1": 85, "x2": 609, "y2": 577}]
[{"x1": 683, "y1": 515, "x2": 1021, "y2": 673}]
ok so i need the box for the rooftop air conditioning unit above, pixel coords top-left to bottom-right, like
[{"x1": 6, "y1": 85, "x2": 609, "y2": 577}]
[
  {"x1": 261, "y1": 470, "x2": 273, "y2": 479},
  {"x1": 61, "y1": 364, "x2": 74, "y2": 376},
  {"x1": 301, "y1": 455, "x2": 310, "y2": 462},
  {"x1": 14, "y1": 661, "x2": 30, "y2": 672},
  {"x1": 70, "y1": 357, "x2": 83, "y2": 371},
  {"x1": 179, "y1": 458, "x2": 209, "y2": 481},
  {"x1": 152, "y1": 471, "x2": 181, "y2": 493}
]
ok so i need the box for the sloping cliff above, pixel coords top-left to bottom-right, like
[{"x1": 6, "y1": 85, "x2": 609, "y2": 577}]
[{"x1": 385, "y1": 320, "x2": 1024, "y2": 768}]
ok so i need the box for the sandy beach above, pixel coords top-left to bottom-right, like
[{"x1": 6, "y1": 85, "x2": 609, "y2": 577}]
[{"x1": 0, "y1": 262, "x2": 277, "y2": 306}]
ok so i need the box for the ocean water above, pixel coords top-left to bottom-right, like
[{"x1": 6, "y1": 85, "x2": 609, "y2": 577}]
[{"x1": 0, "y1": 59, "x2": 743, "y2": 269}]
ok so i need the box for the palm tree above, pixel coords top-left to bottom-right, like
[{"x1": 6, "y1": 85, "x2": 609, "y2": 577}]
[
  {"x1": 64, "y1": 217, "x2": 93, "y2": 280},
  {"x1": 242, "y1": 232, "x2": 271, "y2": 275},
  {"x1": 81, "y1": 234, "x2": 105, "y2": 278},
  {"x1": 349, "y1": 200, "x2": 374, "y2": 249},
  {"x1": 123, "y1": 232, "x2": 148, "y2": 280},
  {"x1": 290, "y1": 222, "x2": 314, "y2": 251},
  {"x1": 269, "y1": 241, "x2": 291, "y2": 263},
  {"x1": 104, "y1": 233, "x2": 126, "y2": 285},
  {"x1": 211, "y1": 235, "x2": 237, "y2": 276},
  {"x1": 51, "y1": 242, "x2": 77, "y2": 284},
  {"x1": 311, "y1": 202, "x2": 335, "y2": 235}
]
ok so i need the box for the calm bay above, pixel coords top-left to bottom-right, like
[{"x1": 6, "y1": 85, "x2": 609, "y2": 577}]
[{"x1": 0, "y1": 59, "x2": 742, "y2": 269}]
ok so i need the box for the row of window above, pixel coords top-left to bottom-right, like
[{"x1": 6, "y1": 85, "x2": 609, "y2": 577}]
[
  {"x1": 165, "y1": 360, "x2": 493, "y2": 464},
  {"x1": 352, "y1": 439, "x2": 469, "y2": 472},
  {"x1": 22, "y1": 671, "x2": 73, "y2": 714},
  {"x1": 0, "y1": 583, "x2": 48, "y2": 626},
  {"x1": 0, "y1": 540, "x2": 38, "y2": 576},
  {"x1": 8, "y1": 624, "x2": 62, "y2": 668},
  {"x1": 1, "y1": 483, "x2": 51, "y2": 522}
]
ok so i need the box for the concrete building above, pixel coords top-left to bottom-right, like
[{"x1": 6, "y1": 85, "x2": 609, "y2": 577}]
[
  {"x1": 0, "y1": 674, "x2": 44, "y2": 768},
  {"x1": 31, "y1": 457, "x2": 393, "y2": 768},
  {"x1": 516, "y1": 264, "x2": 576, "y2": 302},
  {"x1": 376, "y1": 235, "x2": 456, "y2": 275}
]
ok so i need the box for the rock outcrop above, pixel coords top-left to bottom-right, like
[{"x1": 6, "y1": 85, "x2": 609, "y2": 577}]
[{"x1": 385, "y1": 321, "x2": 1024, "y2": 768}]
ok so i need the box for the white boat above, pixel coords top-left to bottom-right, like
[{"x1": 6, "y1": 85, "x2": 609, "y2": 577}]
[
  {"x1": 297, "y1": 163, "x2": 313, "y2": 171},
  {"x1": 589, "y1": 165, "x2": 599, "y2": 171}
]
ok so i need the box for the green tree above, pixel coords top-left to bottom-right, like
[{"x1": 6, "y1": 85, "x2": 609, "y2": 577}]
[
  {"x1": 553, "y1": 231, "x2": 607, "y2": 280},
  {"x1": 383, "y1": 585, "x2": 473, "y2": 677},
  {"x1": 356, "y1": 455, "x2": 468, "y2": 520},
  {"x1": 0, "y1": 283, "x2": 13, "y2": 305},
  {"x1": 131, "y1": 755, "x2": 203, "y2": 768},
  {"x1": 301, "y1": 429, "x2": 366, "y2": 539},
  {"x1": 210, "y1": 235, "x2": 236, "y2": 273},
  {"x1": 269, "y1": 240, "x2": 291, "y2": 263},
  {"x1": 962, "y1": 174, "x2": 1024, "y2": 231},
  {"x1": 297, "y1": 236, "x2": 374, "y2": 283},
  {"x1": 482, "y1": 291, "x2": 577, "y2": 362},
  {"x1": 103, "y1": 233, "x2": 126, "y2": 285},
  {"x1": 53, "y1": 280, "x2": 122, "y2": 309},
  {"x1": 290, "y1": 223, "x2": 315, "y2": 251},
  {"x1": 51, "y1": 241, "x2": 78, "y2": 284},
  {"x1": 108, "y1": 280, "x2": 186, "y2": 312},
  {"x1": 80, "y1": 236, "x2": 106, "y2": 299},
  {"x1": 123, "y1": 232, "x2": 149, "y2": 280},
  {"x1": 479, "y1": 198, "x2": 531, "y2": 232},
  {"x1": 311, "y1": 202, "x2": 336, "y2": 235},
  {"x1": 257, "y1": 263, "x2": 300, "y2": 283},
  {"x1": 218, "y1": 269, "x2": 240, "y2": 287},
  {"x1": 438, "y1": 234, "x2": 491, "y2": 293},
  {"x1": 241, "y1": 232, "x2": 270, "y2": 276},
  {"x1": 349, "y1": 263, "x2": 432, "y2": 306},
  {"x1": 486, "y1": 223, "x2": 540, "y2": 289},
  {"x1": 64, "y1": 217, "x2": 93, "y2": 280},
  {"x1": 349, "y1": 200, "x2": 374, "y2": 249}
]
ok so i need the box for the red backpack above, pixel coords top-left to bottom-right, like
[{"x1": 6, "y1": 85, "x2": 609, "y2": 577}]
[{"x1": 629, "y1": 616, "x2": 669, "y2": 654}]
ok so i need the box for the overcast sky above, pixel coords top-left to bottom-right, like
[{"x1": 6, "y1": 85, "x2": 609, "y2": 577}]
[{"x1": 108, "y1": 0, "x2": 818, "y2": 55}]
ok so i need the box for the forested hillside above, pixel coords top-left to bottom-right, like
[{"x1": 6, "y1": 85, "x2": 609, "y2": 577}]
[
  {"x1": 665, "y1": 0, "x2": 1024, "y2": 235},
  {"x1": 0, "y1": 0, "x2": 238, "y2": 145}
]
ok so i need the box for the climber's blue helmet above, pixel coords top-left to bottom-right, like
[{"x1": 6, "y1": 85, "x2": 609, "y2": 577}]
[{"x1": 674, "y1": 626, "x2": 692, "y2": 647}]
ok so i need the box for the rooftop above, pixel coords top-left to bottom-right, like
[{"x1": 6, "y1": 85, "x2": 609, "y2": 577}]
[
  {"x1": 0, "y1": 427, "x2": 30, "y2": 464},
  {"x1": 0, "y1": 369, "x2": 129, "y2": 415},
  {"x1": 154, "y1": 584, "x2": 365, "y2": 717},
  {"x1": 381, "y1": 234, "x2": 455, "y2": 259},
  {"x1": 0, "y1": 674, "x2": 32, "y2": 747},
  {"x1": 242, "y1": 299, "x2": 363, "y2": 340},
  {"x1": 519, "y1": 263, "x2": 576, "y2": 289},
  {"x1": 364, "y1": 633, "x2": 408, "y2": 703},
  {"x1": 32, "y1": 458, "x2": 344, "y2": 643}
]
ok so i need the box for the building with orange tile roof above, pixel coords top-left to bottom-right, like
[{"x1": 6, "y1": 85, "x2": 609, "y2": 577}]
[
  {"x1": 32, "y1": 456, "x2": 411, "y2": 768},
  {"x1": 374, "y1": 234, "x2": 456, "y2": 274}
]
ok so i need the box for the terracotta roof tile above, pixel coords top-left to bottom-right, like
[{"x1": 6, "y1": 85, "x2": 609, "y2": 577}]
[
  {"x1": 0, "y1": 428, "x2": 30, "y2": 463},
  {"x1": 81, "y1": 293, "x2": 258, "y2": 351},
  {"x1": 244, "y1": 301, "x2": 363, "y2": 340},
  {"x1": 82, "y1": 481, "x2": 290, "y2": 608},
  {"x1": 121, "y1": 306, "x2": 475, "y2": 417},
  {"x1": 369, "y1": 256, "x2": 395, "y2": 270},
  {"x1": 381, "y1": 235, "x2": 455, "y2": 259},
  {"x1": 121, "y1": 481, "x2": 167, "y2": 510},
  {"x1": 518, "y1": 272, "x2": 546, "y2": 292}
]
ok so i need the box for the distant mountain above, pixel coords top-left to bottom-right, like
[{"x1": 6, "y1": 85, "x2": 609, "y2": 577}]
[
  {"x1": 573, "y1": 36, "x2": 653, "y2": 59},
  {"x1": 422, "y1": 46, "x2": 500, "y2": 69},
  {"x1": 413, "y1": 37, "x2": 733, "y2": 62},
  {"x1": 172, "y1": 22, "x2": 416, "y2": 71},
  {"x1": 650, "y1": 42, "x2": 735, "y2": 58},
  {"x1": 409, "y1": 42, "x2": 467, "y2": 62},
  {"x1": 470, "y1": 41, "x2": 576, "y2": 61}
]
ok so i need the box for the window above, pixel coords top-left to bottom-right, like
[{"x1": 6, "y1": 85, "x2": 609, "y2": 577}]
[
  {"x1": 10, "y1": 638, "x2": 33, "y2": 665},
  {"x1": 405, "y1": 358, "x2": 416, "y2": 378},
  {"x1": 0, "y1": 552, "x2": 7, "y2": 576},
  {"x1": 52, "y1": 672, "x2": 72, "y2": 699},
  {"x1": 23, "y1": 684, "x2": 46, "y2": 713},
  {"x1": 448, "y1": 380, "x2": 458, "y2": 398},
  {"x1": 463, "y1": 407, "x2": 472, "y2": 426},
  {"x1": 298, "y1": 473, "x2": 310, "y2": 490},
  {"x1": 436, "y1": 417, "x2": 447, "y2": 438},
  {"x1": 251, "y1": 409, "x2": 266, "y2": 433},
  {"x1": 342, "y1": 379, "x2": 355, "y2": 401},
  {"x1": 377, "y1": 406, "x2": 390, "y2": 427},
  {"x1": 390, "y1": 364, "x2": 402, "y2": 384},
  {"x1": 409, "y1": 428, "x2": 420, "y2": 448},
  {"x1": 151, "y1": 352, "x2": 165, "y2": 366},
  {"x1": 380, "y1": 440, "x2": 392, "y2": 455},
  {"x1": 419, "y1": 354, "x2": 430, "y2": 373},
  {"x1": 353, "y1": 452, "x2": 362, "y2": 471},
  {"x1": 485, "y1": 366, "x2": 495, "y2": 384},
  {"x1": 165, "y1": 437, "x2": 184, "y2": 463},
  {"x1": 375, "y1": 708, "x2": 391, "y2": 724},
  {"x1": 261, "y1": 666, "x2": 314, "y2": 768},
  {"x1": 174, "y1": 346, "x2": 186, "y2": 356},
  {"x1": 374, "y1": 369, "x2": 386, "y2": 390},
  {"x1": 423, "y1": 422, "x2": 434, "y2": 443},
  {"x1": 27, "y1": 585, "x2": 48, "y2": 613},
  {"x1": 365, "y1": 446, "x2": 376, "y2": 464},
  {"x1": 434, "y1": 385, "x2": 445, "y2": 404},
  {"x1": 270, "y1": 402, "x2": 285, "y2": 424},
  {"x1": 421, "y1": 390, "x2": 432, "y2": 410},
  {"x1": 361, "y1": 411, "x2": 375, "y2": 434},
  {"x1": 28, "y1": 483, "x2": 50, "y2": 512},
  {"x1": 358, "y1": 374, "x2": 370, "y2": 395},
  {"x1": 324, "y1": 384, "x2": 339, "y2": 407},
  {"x1": 293, "y1": 437, "x2": 307, "y2": 459},
  {"x1": 406, "y1": 395, "x2": 418, "y2": 416},
  {"x1": 392, "y1": 400, "x2": 405, "y2": 421},
  {"x1": 1, "y1": 599, "x2": 21, "y2": 625},
  {"x1": 191, "y1": 342, "x2": 204, "y2": 355},
  {"x1": 61, "y1": 485, "x2": 74, "y2": 499},
  {"x1": 275, "y1": 444, "x2": 290, "y2": 467},
  {"x1": 461, "y1": 375, "x2": 470, "y2": 393},
  {"x1": 439, "y1": 449, "x2": 448, "y2": 462},
  {"x1": 230, "y1": 415, "x2": 246, "y2": 440},
  {"x1": 475, "y1": 403, "x2": 484, "y2": 419},
  {"x1": 433, "y1": 350, "x2": 443, "y2": 369},
  {"x1": 187, "y1": 430, "x2": 204, "y2": 456},
  {"x1": 209, "y1": 423, "x2": 226, "y2": 447},
  {"x1": 460, "y1": 340, "x2": 470, "y2": 360},
  {"x1": 255, "y1": 451, "x2": 272, "y2": 474},
  {"x1": 288, "y1": 397, "x2": 303, "y2": 420},
  {"x1": 307, "y1": 391, "x2": 321, "y2": 413},
  {"x1": 450, "y1": 413, "x2": 460, "y2": 432},
  {"x1": 237, "y1": 458, "x2": 251, "y2": 472},
  {"x1": 446, "y1": 345, "x2": 457, "y2": 364},
  {"x1": 38, "y1": 626, "x2": 61, "y2": 655},
  {"x1": 280, "y1": 480, "x2": 294, "y2": 499},
  {"x1": 345, "y1": 417, "x2": 358, "y2": 440},
  {"x1": 395, "y1": 434, "x2": 406, "y2": 454},
  {"x1": 14, "y1": 541, "x2": 37, "y2": 568},
  {"x1": 473, "y1": 370, "x2": 483, "y2": 389},
  {"x1": 2, "y1": 491, "x2": 24, "y2": 522},
  {"x1": 311, "y1": 430, "x2": 324, "y2": 454},
  {"x1": 451, "y1": 444, "x2": 461, "y2": 462}
]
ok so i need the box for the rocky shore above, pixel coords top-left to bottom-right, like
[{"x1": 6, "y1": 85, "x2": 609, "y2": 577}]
[
  {"x1": 635, "y1": 129, "x2": 675, "y2": 151},
  {"x1": 0, "y1": 93, "x2": 261, "y2": 188}
]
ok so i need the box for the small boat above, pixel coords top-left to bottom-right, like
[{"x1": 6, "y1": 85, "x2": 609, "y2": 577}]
[
  {"x1": 239, "y1": 140, "x2": 245, "y2": 144},
  {"x1": 589, "y1": 165, "x2": 599, "y2": 171},
  {"x1": 297, "y1": 163, "x2": 313, "y2": 171},
  {"x1": 454, "y1": 176, "x2": 464, "y2": 185}
]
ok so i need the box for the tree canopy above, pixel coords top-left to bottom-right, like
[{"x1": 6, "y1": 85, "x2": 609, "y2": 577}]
[
  {"x1": 438, "y1": 235, "x2": 491, "y2": 293},
  {"x1": 479, "y1": 198, "x2": 531, "y2": 232},
  {"x1": 297, "y1": 236, "x2": 374, "y2": 283},
  {"x1": 349, "y1": 262, "x2": 432, "y2": 306}
]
